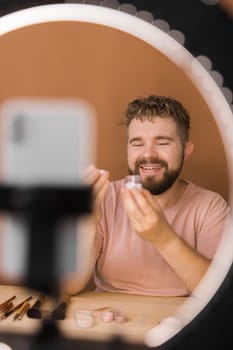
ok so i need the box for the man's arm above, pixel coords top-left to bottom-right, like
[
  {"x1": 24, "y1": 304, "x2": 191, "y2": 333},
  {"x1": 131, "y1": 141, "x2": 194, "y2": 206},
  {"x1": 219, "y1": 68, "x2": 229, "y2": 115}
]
[
  {"x1": 121, "y1": 187, "x2": 211, "y2": 293},
  {"x1": 150, "y1": 227, "x2": 211, "y2": 293}
]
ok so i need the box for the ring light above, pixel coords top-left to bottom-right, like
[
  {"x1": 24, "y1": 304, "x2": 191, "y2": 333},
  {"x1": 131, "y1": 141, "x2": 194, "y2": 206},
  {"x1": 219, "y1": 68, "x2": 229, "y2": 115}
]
[{"x1": 0, "y1": 3, "x2": 233, "y2": 348}]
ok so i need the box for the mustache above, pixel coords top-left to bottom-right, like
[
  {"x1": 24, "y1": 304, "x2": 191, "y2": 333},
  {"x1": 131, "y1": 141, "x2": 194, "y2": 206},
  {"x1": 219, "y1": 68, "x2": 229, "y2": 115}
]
[{"x1": 135, "y1": 157, "x2": 168, "y2": 168}]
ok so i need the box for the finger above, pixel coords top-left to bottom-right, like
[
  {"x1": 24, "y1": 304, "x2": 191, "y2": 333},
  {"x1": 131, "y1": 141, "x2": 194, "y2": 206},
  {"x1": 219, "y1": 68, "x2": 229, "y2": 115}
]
[
  {"x1": 84, "y1": 166, "x2": 100, "y2": 185},
  {"x1": 124, "y1": 188, "x2": 156, "y2": 217},
  {"x1": 95, "y1": 179, "x2": 110, "y2": 205},
  {"x1": 84, "y1": 165, "x2": 109, "y2": 188},
  {"x1": 134, "y1": 189, "x2": 163, "y2": 216},
  {"x1": 121, "y1": 188, "x2": 146, "y2": 218},
  {"x1": 92, "y1": 172, "x2": 109, "y2": 197},
  {"x1": 84, "y1": 164, "x2": 95, "y2": 175}
]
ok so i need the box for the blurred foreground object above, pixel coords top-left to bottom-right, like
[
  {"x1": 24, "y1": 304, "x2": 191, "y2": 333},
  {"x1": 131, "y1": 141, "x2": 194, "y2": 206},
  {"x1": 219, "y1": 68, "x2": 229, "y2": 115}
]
[{"x1": 0, "y1": 97, "x2": 95, "y2": 295}]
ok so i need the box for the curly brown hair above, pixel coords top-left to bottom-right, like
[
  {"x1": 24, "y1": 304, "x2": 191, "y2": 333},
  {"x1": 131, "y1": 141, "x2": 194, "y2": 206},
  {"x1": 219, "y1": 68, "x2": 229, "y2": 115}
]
[{"x1": 121, "y1": 95, "x2": 190, "y2": 145}]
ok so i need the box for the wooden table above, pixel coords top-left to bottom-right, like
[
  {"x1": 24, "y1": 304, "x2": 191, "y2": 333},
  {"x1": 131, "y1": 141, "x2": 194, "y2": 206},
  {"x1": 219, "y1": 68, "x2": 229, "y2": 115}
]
[{"x1": 0, "y1": 285, "x2": 186, "y2": 345}]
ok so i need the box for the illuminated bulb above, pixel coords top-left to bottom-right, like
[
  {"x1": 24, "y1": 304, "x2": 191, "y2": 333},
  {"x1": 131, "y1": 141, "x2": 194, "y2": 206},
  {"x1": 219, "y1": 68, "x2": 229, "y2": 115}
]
[
  {"x1": 221, "y1": 87, "x2": 233, "y2": 104},
  {"x1": 84, "y1": 0, "x2": 101, "y2": 4},
  {"x1": 101, "y1": 0, "x2": 119, "y2": 8},
  {"x1": 118, "y1": 3, "x2": 137, "y2": 15},
  {"x1": 202, "y1": 74, "x2": 217, "y2": 91},
  {"x1": 191, "y1": 59, "x2": 204, "y2": 77},
  {"x1": 153, "y1": 19, "x2": 170, "y2": 32},
  {"x1": 168, "y1": 29, "x2": 185, "y2": 45},
  {"x1": 136, "y1": 10, "x2": 154, "y2": 23},
  {"x1": 210, "y1": 70, "x2": 224, "y2": 87},
  {"x1": 196, "y1": 55, "x2": 213, "y2": 71},
  {"x1": 65, "y1": 0, "x2": 84, "y2": 3}
]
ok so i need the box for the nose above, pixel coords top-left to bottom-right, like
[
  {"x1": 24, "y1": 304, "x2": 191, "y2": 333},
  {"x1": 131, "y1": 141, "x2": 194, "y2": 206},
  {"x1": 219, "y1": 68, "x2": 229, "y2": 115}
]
[{"x1": 142, "y1": 143, "x2": 158, "y2": 158}]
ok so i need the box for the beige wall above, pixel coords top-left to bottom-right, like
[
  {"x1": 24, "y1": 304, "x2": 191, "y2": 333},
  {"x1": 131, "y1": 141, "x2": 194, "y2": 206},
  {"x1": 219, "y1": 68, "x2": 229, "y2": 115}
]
[{"x1": 0, "y1": 21, "x2": 229, "y2": 201}]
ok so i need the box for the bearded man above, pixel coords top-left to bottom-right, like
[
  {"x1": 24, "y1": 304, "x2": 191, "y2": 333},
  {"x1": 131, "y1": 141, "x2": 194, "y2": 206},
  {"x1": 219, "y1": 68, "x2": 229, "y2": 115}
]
[{"x1": 64, "y1": 95, "x2": 229, "y2": 297}]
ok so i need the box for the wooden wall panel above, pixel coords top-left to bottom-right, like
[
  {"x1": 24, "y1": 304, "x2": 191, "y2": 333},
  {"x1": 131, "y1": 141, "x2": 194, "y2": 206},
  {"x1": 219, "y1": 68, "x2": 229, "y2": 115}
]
[{"x1": 0, "y1": 21, "x2": 228, "y2": 200}]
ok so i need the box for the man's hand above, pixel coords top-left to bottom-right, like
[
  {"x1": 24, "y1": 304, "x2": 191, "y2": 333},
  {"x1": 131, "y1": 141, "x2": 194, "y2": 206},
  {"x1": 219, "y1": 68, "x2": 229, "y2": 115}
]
[
  {"x1": 85, "y1": 165, "x2": 109, "y2": 223},
  {"x1": 121, "y1": 187, "x2": 170, "y2": 244},
  {"x1": 121, "y1": 186, "x2": 210, "y2": 292}
]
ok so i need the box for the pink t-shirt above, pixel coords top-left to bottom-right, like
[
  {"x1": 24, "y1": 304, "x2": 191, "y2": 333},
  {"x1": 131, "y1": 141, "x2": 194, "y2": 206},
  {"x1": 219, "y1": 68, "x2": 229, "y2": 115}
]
[{"x1": 94, "y1": 179, "x2": 229, "y2": 296}]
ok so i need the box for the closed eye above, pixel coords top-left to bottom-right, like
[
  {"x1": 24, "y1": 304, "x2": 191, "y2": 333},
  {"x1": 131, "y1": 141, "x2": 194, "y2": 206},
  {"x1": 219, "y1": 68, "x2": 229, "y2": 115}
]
[
  {"x1": 129, "y1": 137, "x2": 144, "y2": 147},
  {"x1": 132, "y1": 143, "x2": 143, "y2": 147},
  {"x1": 158, "y1": 142, "x2": 170, "y2": 145},
  {"x1": 156, "y1": 136, "x2": 173, "y2": 145}
]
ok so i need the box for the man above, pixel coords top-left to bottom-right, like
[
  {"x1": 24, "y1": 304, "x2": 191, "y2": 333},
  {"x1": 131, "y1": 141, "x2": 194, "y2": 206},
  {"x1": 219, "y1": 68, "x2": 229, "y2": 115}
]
[{"x1": 63, "y1": 95, "x2": 229, "y2": 296}]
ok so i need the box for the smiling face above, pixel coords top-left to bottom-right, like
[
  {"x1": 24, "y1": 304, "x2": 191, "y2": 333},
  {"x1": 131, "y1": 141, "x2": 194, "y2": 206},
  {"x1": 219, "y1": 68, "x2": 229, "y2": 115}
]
[{"x1": 127, "y1": 117, "x2": 193, "y2": 195}]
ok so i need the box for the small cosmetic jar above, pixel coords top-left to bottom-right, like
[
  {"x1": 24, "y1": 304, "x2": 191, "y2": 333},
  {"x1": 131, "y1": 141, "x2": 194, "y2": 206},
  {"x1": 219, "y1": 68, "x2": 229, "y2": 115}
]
[{"x1": 125, "y1": 175, "x2": 142, "y2": 190}]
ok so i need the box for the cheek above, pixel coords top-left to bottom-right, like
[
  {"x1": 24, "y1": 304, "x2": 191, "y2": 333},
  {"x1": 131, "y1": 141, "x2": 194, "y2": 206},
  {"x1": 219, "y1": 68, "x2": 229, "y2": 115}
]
[
  {"x1": 169, "y1": 149, "x2": 184, "y2": 168},
  {"x1": 127, "y1": 148, "x2": 138, "y2": 168},
  {"x1": 127, "y1": 149, "x2": 133, "y2": 164},
  {"x1": 157, "y1": 149, "x2": 177, "y2": 168}
]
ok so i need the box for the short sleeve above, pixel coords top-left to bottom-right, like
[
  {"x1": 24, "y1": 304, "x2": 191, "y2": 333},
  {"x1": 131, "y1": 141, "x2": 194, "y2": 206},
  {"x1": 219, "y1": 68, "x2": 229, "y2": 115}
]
[{"x1": 196, "y1": 194, "x2": 230, "y2": 259}]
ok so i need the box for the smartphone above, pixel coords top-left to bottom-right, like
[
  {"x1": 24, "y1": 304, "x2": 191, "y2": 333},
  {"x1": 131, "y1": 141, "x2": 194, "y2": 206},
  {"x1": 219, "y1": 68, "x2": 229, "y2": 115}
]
[
  {"x1": 0, "y1": 97, "x2": 96, "y2": 284},
  {"x1": 0, "y1": 97, "x2": 95, "y2": 185}
]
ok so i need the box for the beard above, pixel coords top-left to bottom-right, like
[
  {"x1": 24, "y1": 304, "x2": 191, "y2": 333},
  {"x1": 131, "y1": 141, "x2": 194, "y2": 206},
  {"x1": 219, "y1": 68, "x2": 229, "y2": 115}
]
[{"x1": 128, "y1": 155, "x2": 184, "y2": 195}]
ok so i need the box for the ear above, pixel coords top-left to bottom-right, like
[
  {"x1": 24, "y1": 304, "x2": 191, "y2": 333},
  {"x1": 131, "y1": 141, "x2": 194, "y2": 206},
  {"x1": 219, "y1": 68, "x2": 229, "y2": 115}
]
[{"x1": 184, "y1": 141, "x2": 194, "y2": 160}]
